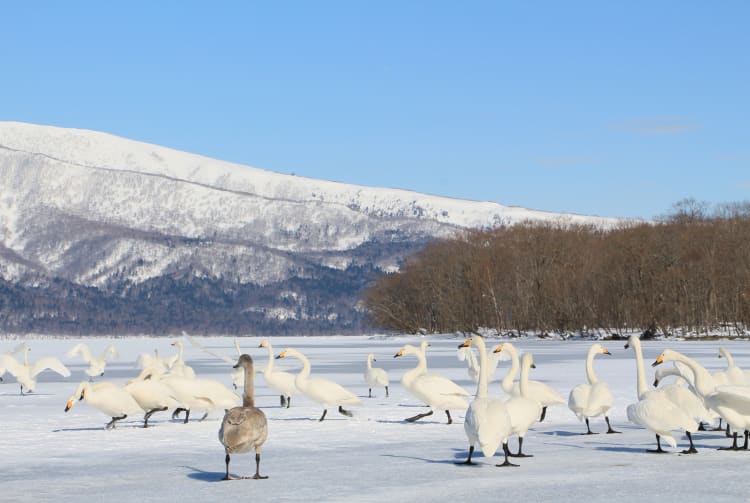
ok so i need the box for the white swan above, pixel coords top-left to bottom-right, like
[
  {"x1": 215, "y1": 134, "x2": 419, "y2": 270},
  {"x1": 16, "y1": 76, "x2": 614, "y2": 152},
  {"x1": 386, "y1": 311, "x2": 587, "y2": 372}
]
[
  {"x1": 184, "y1": 333, "x2": 245, "y2": 389},
  {"x1": 219, "y1": 354, "x2": 269, "y2": 480},
  {"x1": 394, "y1": 344, "x2": 469, "y2": 424},
  {"x1": 0, "y1": 343, "x2": 27, "y2": 381},
  {"x1": 718, "y1": 347, "x2": 746, "y2": 385},
  {"x1": 276, "y1": 348, "x2": 360, "y2": 421},
  {"x1": 652, "y1": 365, "x2": 717, "y2": 431},
  {"x1": 456, "y1": 335, "x2": 515, "y2": 467},
  {"x1": 0, "y1": 344, "x2": 71, "y2": 394},
  {"x1": 65, "y1": 381, "x2": 144, "y2": 429},
  {"x1": 136, "y1": 349, "x2": 169, "y2": 375},
  {"x1": 493, "y1": 342, "x2": 564, "y2": 421},
  {"x1": 568, "y1": 343, "x2": 619, "y2": 434},
  {"x1": 365, "y1": 353, "x2": 389, "y2": 398},
  {"x1": 258, "y1": 340, "x2": 298, "y2": 407},
  {"x1": 66, "y1": 343, "x2": 118, "y2": 379},
  {"x1": 504, "y1": 352, "x2": 543, "y2": 457},
  {"x1": 166, "y1": 340, "x2": 196, "y2": 379},
  {"x1": 653, "y1": 349, "x2": 750, "y2": 450},
  {"x1": 124, "y1": 374, "x2": 180, "y2": 428},
  {"x1": 457, "y1": 345, "x2": 480, "y2": 383},
  {"x1": 624, "y1": 336, "x2": 699, "y2": 453}
]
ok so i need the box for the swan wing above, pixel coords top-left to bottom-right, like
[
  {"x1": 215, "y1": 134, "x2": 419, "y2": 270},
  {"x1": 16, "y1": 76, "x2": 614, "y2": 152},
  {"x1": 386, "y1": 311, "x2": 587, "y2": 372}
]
[
  {"x1": 528, "y1": 380, "x2": 566, "y2": 405},
  {"x1": 66, "y1": 343, "x2": 93, "y2": 362},
  {"x1": 414, "y1": 374, "x2": 470, "y2": 397},
  {"x1": 184, "y1": 335, "x2": 235, "y2": 364},
  {"x1": 0, "y1": 354, "x2": 23, "y2": 376},
  {"x1": 101, "y1": 345, "x2": 119, "y2": 361},
  {"x1": 587, "y1": 382, "x2": 614, "y2": 413},
  {"x1": 306, "y1": 377, "x2": 360, "y2": 406},
  {"x1": 711, "y1": 386, "x2": 750, "y2": 415},
  {"x1": 30, "y1": 357, "x2": 71, "y2": 378},
  {"x1": 568, "y1": 383, "x2": 591, "y2": 418},
  {"x1": 466, "y1": 398, "x2": 510, "y2": 457}
]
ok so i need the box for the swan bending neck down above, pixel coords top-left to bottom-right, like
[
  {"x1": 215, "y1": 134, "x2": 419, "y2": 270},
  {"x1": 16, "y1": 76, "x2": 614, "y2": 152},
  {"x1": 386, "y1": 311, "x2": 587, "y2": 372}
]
[
  {"x1": 276, "y1": 348, "x2": 360, "y2": 421},
  {"x1": 219, "y1": 354, "x2": 269, "y2": 480},
  {"x1": 456, "y1": 335, "x2": 516, "y2": 467}
]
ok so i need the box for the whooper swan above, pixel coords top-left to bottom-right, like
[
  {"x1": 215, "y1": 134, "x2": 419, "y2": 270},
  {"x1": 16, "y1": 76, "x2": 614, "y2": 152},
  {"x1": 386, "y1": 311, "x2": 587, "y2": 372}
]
[
  {"x1": 65, "y1": 381, "x2": 144, "y2": 429},
  {"x1": 365, "y1": 353, "x2": 390, "y2": 398},
  {"x1": 0, "y1": 344, "x2": 71, "y2": 394},
  {"x1": 66, "y1": 343, "x2": 118, "y2": 380},
  {"x1": 259, "y1": 340, "x2": 298, "y2": 407},
  {"x1": 567, "y1": 343, "x2": 619, "y2": 434}
]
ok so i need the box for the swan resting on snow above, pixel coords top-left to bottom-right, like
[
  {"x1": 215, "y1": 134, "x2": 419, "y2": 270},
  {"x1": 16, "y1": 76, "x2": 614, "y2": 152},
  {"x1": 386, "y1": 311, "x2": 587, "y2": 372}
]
[
  {"x1": 456, "y1": 336, "x2": 516, "y2": 467},
  {"x1": 365, "y1": 353, "x2": 389, "y2": 398},
  {"x1": 568, "y1": 343, "x2": 619, "y2": 435},
  {"x1": 276, "y1": 348, "x2": 360, "y2": 421},
  {"x1": 219, "y1": 354, "x2": 269, "y2": 480}
]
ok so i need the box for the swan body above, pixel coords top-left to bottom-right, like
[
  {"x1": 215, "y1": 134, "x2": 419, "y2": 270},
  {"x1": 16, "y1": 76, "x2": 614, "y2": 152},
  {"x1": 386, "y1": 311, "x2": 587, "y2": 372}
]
[
  {"x1": 652, "y1": 366, "x2": 716, "y2": 426},
  {"x1": 365, "y1": 353, "x2": 390, "y2": 398},
  {"x1": 166, "y1": 340, "x2": 196, "y2": 379},
  {"x1": 718, "y1": 347, "x2": 746, "y2": 385},
  {"x1": 141, "y1": 371, "x2": 240, "y2": 423},
  {"x1": 276, "y1": 348, "x2": 360, "y2": 421},
  {"x1": 65, "y1": 381, "x2": 144, "y2": 429},
  {"x1": 136, "y1": 349, "x2": 169, "y2": 375},
  {"x1": 0, "y1": 343, "x2": 28, "y2": 381},
  {"x1": 0, "y1": 344, "x2": 71, "y2": 394},
  {"x1": 654, "y1": 349, "x2": 750, "y2": 449},
  {"x1": 124, "y1": 377, "x2": 180, "y2": 427},
  {"x1": 568, "y1": 343, "x2": 618, "y2": 434},
  {"x1": 66, "y1": 343, "x2": 118, "y2": 379},
  {"x1": 504, "y1": 352, "x2": 543, "y2": 457},
  {"x1": 259, "y1": 340, "x2": 298, "y2": 407},
  {"x1": 493, "y1": 342, "x2": 564, "y2": 421},
  {"x1": 219, "y1": 354, "x2": 269, "y2": 480},
  {"x1": 624, "y1": 336, "x2": 698, "y2": 453},
  {"x1": 457, "y1": 335, "x2": 515, "y2": 467},
  {"x1": 394, "y1": 344, "x2": 469, "y2": 424}
]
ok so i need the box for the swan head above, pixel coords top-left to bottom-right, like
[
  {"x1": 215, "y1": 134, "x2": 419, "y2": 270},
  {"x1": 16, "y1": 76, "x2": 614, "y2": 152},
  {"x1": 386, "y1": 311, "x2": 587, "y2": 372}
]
[
  {"x1": 652, "y1": 349, "x2": 679, "y2": 367},
  {"x1": 458, "y1": 339, "x2": 471, "y2": 349},
  {"x1": 599, "y1": 345, "x2": 611, "y2": 356},
  {"x1": 521, "y1": 352, "x2": 536, "y2": 369},
  {"x1": 393, "y1": 349, "x2": 404, "y2": 358},
  {"x1": 492, "y1": 344, "x2": 503, "y2": 354},
  {"x1": 275, "y1": 350, "x2": 287, "y2": 360},
  {"x1": 259, "y1": 340, "x2": 269, "y2": 349},
  {"x1": 234, "y1": 354, "x2": 254, "y2": 369},
  {"x1": 624, "y1": 335, "x2": 642, "y2": 351}
]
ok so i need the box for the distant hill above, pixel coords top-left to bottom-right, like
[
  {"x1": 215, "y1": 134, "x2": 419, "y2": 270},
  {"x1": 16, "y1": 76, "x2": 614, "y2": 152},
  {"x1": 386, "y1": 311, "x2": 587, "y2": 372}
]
[{"x1": 0, "y1": 122, "x2": 620, "y2": 335}]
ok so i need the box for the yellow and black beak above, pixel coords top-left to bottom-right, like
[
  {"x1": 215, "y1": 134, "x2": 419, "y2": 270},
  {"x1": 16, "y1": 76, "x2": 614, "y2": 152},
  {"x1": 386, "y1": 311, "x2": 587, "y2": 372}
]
[
  {"x1": 652, "y1": 354, "x2": 664, "y2": 367},
  {"x1": 259, "y1": 340, "x2": 268, "y2": 348},
  {"x1": 530, "y1": 363, "x2": 537, "y2": 369},
  {"x1": 275, "y1": 350, "x2": 287, "y2": 360},
  {"x1": 65, "y1": 399, "x2": 73, "y2": 412},
  {"x1": 624, "y1": 342, "x2": 630, "y2": 349},
  {"x1": 493, "y1": 345, "x2": 503, "y2": 354},
  {"x1": 458, "y1": 339, "x2": 471, "y2": 349},
  {"x1": 602, "y1": 347, "x2": 611, "y2": 355},
  {"x1": 393, "y1": 349, "x2": 404, "y2": 358}
]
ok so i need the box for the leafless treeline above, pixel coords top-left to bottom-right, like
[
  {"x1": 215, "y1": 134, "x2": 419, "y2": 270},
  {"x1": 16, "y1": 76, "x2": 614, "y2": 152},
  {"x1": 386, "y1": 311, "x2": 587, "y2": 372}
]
[{"x1": 363, "y1": 200, "x2": 750, "y2": 336}]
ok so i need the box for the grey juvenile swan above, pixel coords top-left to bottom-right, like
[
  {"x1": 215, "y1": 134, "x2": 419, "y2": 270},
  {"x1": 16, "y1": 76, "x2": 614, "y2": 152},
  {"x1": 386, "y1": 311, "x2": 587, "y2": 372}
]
[{"x1": 219, "y1": 354, "x2": 269, "y2": 480}]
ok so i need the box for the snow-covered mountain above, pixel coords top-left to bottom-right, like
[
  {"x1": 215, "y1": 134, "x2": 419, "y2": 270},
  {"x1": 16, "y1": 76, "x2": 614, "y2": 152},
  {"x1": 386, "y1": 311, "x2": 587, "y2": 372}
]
[{"x1": 0, "y1": 122, "x2": 619, "y2": 334}]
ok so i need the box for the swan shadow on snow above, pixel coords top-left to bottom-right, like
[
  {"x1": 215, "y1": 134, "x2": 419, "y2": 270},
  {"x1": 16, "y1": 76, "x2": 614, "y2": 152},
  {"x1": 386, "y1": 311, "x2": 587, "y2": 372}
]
[
  {"x1": 183, "y1": 466, "x2": 228, "y2": 483},
  {"x1": 375, "y1": 418, "x2": 452, "y2": 426},
  {"x1": 380, "y1": 453, "x2": 463, "y2": 465},
  {"x1": 52, "y1": 426, "x2": 113, "y2": 433}
]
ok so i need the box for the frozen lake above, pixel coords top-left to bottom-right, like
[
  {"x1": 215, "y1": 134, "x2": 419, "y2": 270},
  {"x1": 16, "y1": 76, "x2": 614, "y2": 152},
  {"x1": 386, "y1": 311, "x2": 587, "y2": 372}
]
[{"x1": 1, "y1": 334, "x2": 748, "y2": 502}]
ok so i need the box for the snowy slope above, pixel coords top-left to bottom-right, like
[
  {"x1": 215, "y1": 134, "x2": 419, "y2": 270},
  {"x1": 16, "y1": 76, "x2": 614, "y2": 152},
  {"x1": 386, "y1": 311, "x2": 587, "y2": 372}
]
[{"x1": 0, "y1": 334, "x2": 747, "y2": 503}]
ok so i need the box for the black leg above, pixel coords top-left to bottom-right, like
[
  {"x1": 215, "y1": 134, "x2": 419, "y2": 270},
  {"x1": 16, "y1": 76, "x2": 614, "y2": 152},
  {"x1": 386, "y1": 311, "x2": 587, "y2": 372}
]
[
  {"x1": 647, "y1": 434, "x2": 668, "y2": 453},
  {"x1": 369, "y1": 388, "x2": 372, "y2": 398},
  {"x1": 184, "y1": 409, "x2": 191, "y2": 424},
  {"x1": 280, "y1": 395, "x2": 286, "y2": 407},
  {"x1": 496, "y1": 443, "x2": 519, "y2": 467},
  {"x1": 286, "y1": 396, "x2": 291, "y2": 408},
  {"x1": 539, "y1": 406, "x2": 547, "y2": 422},
  {"x1": 510, "y1": 436, "x2": 533, "y2": 457},
  {"x1": 712, "y1": 418, "x2": 724, "y2": 431},
  {"x1": 445, "y1": 410, "x2": 453, "y2": 424},
  {"x1": 455, "y1": 445, "x2": 475, "y2": 465},
  {"x1": 719, "y1": 431, "x2": 741, "y2": 451},
  {"x1": 697, "y1": 422, "x2": 706, "y2": 431},
  {"x1": 725, "y1": 424, "x2": 732, "y2": 438},
  {"x1": 585, "y1": 418, "x2": 596, "y2": 435},
  {"x1": 743, "y1": 430, "x2": 749, "y2": 450},
  {"x1": 338, "y1": 405, "x2": 353, "y2": 417},
  {"x1": 223, "y1": 454, "x2": 232, "y2": 480},
  {"x1": 405, "y1": 410, "x2": 434, "y2": 422},
  {"x1": 385, "y1": 385, "x2": 389, "y2": 398},
  {"x1": 605, "y1": 416, "x2": 620, "y2": 434},
  {"x1": 106, "y1": 414, "x2": 127, "y2": 430},
  {"x1": 319, "y1": 409, "x2": 328, "y2": 422},
  {"x1": 172, "y1": 407, "x2": 186, "y2": 420},
  {"x1": 681, "y1": 431, "x2": 698, "y2": 454},
  {"x1": 252, "y1": 452, "x2": 268, "y2": 479}
]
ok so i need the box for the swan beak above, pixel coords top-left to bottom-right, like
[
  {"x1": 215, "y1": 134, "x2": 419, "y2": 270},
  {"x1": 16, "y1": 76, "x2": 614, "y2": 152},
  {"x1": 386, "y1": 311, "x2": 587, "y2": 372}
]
[
  {"x1": 65, "y1": 400, "x2": 73, "y2": 412},
  {"x1": 493, "y1": 345, "x2": 503, "y2": 354},
  {"x1": 458, "y1": 340, "x2": 470, "y2": 349},
  {"x1": 530, "y1": 363, "x2": 537, "y2": 369},
  {"x1": 624, "y1": 343, "x2": 630, "y2": 349},
  {"x1": 602, "y1": 347, "x2": 611, "y2": 355},
  {"x1": 259, "y1": 341, "x2": 268, "y2": 348},
  {"x1": 652, "y1": 354, "x2": 664, "y2": 367},
  {"x1": 275, "y1": 351, "x2": 287, "y2": 360},
  {"x1": 393, "y1": 350, "x2": 404, "y2": 358},
  {"x1": 653, "y1": 379, "x2": 660, "y2": 387}
]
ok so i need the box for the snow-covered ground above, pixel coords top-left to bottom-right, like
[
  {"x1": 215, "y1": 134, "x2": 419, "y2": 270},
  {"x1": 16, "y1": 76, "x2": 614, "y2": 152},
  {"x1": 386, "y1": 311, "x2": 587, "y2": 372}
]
[{"x1": 1, "y1": 334, "x2": 748, "y2": 503}]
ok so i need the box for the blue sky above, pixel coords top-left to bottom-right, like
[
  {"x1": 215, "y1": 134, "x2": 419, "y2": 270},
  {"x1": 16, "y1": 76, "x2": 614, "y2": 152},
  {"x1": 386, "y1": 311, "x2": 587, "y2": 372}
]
[{"x1": 1, "y1": 1, "x2": 747, "y2": 219}]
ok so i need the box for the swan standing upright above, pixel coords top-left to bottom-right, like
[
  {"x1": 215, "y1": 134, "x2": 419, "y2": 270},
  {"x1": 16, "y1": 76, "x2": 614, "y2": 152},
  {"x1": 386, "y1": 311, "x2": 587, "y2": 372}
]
[
  {"x1": 258, "y1": 340, "x2": 298, "y2": 407},
  {"x1": 394, "y1": 344, "x2": 469, "y2": 424},
  {"x1": 365, "y1": 353, "x2": 390, "y2": 398},
  {"x1": 505, "y1": 352, "x2": 543, "y2": 457},
  {"x1": 624, "y1": 336, "x2": 699, "y2": 453},
  {"x1": 219, "y1": 354, "x2": 269, "y2": 480},
  {"x1": 276, "y1": 348, "x2": 360, "y2": 421},
  {"x1": 493, "y1": 342, "x2": 564, "y2": 421},
  {"x1": 568, "y1": 343, "x2": 619, "y2": 434},
  {"x1": 66, "y1": 343, "x2": 119, "y2": 380},
  {"x1": 0, "y1": 344, "x2": 71, "y2": 394},
  {"x1": 456, "y1": 336, "x2": 515, "y2": 467}
]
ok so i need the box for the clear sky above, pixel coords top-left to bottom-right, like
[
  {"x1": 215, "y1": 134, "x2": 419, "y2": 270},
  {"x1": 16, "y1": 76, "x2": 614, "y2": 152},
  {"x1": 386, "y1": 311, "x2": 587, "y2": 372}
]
[{"x1": 1, "y1": 1, "x2": 747, "y2": 219}]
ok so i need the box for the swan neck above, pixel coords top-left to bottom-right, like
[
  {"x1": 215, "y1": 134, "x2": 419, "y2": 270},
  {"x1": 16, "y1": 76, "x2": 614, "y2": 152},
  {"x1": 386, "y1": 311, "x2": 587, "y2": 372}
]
[
  {"x1": 585, "y1": 347, "x2": 598, "y2": 384},
  {"x1": 297, "y1": 353, "x2": 311, "y2": 381},
  {"x1": 502, "y1": 346, "x2": 519, "y2": 391},
  {"x1": 367, "y1": 355, "x2": 373, "y2": 369},
  {"x1": 474, "y1": 338, "x2": 489, "y2": 398},
  {"x1": 631, "y1": 339, "x2": 649, "y2": 398},
  {"x1": 671, "y1": 353, "x2": 715, "y2": 397},
  {"x1": 265, "y1": 345, "x2": 275, "y2": 373},
  {"x1": 519, "y1": 359, "x2": 530, "y2": 397},
  {"x1": 243, "y1": 362, "x2": 256, "y2": 407}
]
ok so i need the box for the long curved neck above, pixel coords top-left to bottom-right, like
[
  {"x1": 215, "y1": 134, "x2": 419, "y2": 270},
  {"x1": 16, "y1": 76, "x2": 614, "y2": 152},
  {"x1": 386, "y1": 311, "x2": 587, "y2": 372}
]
[
  {"x1": 585, "y1": 346, "x2": 598, "y2": 384},
  {"x1": 23, "y1": 348, "x2": 29, "y2": 367},
  {"x1": 474, "y1": 337, "x2": 489, "y2": 398},
  {"x1": 630, "y1": 339, "x2": 649, "y2": 398},
  {"x1": 670, "y1": 353, "x2": 715, "y2": 397},
  {"x1": 403, "y1": 349, "x2": 427, "y2": 385},
  {"x1": 721, "y1": 348, "x2": 736, "y2": 368},
  {"x1": 265, "y1": 345, "x2": 275, "y2": 373},
  {"x1": 296, "y1": 352, "x2": 311, "y2": 381},
  {"x1": 502, "y1": 345, "x2": 519, "y2": 392},
  {"x1": 243, "y1": 362, "x2": 256, "y2": 407},
  {"x1": 367, "y1": 355, "x2": 374, "y2": 369},
  {"x1": 519, "y1": 357, "x2": 530, "y2": 397}
]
